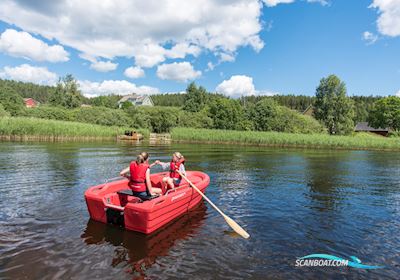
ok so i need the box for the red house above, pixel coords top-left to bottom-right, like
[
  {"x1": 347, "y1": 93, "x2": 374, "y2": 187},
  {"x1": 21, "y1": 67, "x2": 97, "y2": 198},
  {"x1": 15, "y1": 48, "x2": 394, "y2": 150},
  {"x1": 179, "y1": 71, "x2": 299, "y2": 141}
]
[{"x1": 23, "y1": 98, "x2": 39, "y2": 108}]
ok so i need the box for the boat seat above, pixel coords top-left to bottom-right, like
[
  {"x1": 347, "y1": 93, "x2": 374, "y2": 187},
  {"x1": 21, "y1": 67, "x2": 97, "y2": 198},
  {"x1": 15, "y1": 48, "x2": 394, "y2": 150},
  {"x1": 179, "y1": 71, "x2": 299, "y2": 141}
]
[{"x1": 117, "y1": 189, "x2": 159, "y2": 201}]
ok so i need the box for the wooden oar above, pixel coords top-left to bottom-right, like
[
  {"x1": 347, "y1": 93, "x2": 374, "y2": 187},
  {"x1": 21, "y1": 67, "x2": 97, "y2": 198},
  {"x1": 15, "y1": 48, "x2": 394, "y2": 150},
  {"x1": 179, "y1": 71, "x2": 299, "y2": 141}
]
[{"x1": 178, "y1": 171, "x2": 250, "y2": 239}]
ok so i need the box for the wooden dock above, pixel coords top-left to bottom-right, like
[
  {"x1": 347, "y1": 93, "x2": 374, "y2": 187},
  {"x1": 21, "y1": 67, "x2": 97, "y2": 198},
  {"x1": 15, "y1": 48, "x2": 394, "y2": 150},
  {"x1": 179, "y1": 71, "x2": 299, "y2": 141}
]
[{"x1": 149, "y1": 133, "x2": 171, "y2": 143}]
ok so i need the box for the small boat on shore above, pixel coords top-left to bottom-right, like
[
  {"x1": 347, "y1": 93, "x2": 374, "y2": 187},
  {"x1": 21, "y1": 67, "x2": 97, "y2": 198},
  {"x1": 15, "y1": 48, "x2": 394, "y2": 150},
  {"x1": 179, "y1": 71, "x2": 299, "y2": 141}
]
[
  {"x1": 117, "y1": 130, "x2": 144, "y2": 141},
  {"x1": 84, "y1": 171, "x2": 210, "y2": 234}
]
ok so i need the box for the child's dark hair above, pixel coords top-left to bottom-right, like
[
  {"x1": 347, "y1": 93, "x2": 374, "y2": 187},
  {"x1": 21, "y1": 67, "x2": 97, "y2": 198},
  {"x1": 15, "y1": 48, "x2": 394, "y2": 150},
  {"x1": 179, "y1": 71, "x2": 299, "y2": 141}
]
[{"x1": 136, "y1": 154, "x2": 145, "y2": 164}]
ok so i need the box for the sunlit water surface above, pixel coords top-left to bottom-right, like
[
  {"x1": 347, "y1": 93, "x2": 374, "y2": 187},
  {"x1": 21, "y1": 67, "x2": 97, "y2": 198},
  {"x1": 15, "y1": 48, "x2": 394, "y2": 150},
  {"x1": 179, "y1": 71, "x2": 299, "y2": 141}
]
[{"x1": 0, "y1": 142, "x2": 399, "y2": 279}]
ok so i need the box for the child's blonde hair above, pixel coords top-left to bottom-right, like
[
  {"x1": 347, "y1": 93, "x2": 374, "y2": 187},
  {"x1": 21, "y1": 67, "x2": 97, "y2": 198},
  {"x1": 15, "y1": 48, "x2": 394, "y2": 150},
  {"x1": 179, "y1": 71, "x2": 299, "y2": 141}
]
[
  {"x1": 140, "y1": 151, "x2": 149, "y2": 161},
  {"x1": 173, "y1": 152, "x2": 183, "y2": 160},
  {"x1": 136, "y1": 152, "x2": 149, "y2": 164}
]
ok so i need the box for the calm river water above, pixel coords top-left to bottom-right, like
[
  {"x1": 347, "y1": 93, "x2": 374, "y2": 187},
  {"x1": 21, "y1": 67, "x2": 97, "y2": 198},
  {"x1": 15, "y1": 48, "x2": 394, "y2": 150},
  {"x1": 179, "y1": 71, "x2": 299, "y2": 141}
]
[{"x1": 0, "y1": 142, "x2": 399, "y2": 279}]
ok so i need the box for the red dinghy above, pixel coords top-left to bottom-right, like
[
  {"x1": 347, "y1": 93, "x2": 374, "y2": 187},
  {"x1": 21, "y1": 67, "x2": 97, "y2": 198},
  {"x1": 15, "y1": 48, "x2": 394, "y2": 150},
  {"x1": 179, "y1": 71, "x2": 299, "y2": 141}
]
[{"x1": 84, "y1": 171, "x2": 210, "y2": 234}]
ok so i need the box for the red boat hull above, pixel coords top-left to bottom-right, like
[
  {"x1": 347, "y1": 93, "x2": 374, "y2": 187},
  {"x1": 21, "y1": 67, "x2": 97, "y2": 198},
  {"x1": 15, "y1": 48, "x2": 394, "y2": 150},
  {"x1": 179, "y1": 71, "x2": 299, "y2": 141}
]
[{"x1": 84, "y1": 171, "x2": 210, "y2": 234}]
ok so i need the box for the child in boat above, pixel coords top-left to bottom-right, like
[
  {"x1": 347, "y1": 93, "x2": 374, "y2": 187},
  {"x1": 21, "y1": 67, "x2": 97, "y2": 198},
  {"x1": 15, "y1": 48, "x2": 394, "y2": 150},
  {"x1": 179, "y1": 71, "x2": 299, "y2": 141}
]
[
  {"x1": 120, "y1": 152, "x2": 162, "y2": 196},
  {"x1": 156, "y1": 152, "x2": 186, "y2": 190}
]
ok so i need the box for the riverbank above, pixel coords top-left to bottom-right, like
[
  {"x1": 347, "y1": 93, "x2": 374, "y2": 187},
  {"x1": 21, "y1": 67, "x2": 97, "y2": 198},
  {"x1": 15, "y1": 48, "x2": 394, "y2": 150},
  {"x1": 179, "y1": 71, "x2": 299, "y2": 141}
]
[
  {"x1": 0, "y1": 117, "x2": 148, "y2": 141},
  {"x1": 1, "y1": 117, "x2": 399, "y2": 150},
  {"x1": 171, "y1": 127, "x2": 400, "y2": 150}
]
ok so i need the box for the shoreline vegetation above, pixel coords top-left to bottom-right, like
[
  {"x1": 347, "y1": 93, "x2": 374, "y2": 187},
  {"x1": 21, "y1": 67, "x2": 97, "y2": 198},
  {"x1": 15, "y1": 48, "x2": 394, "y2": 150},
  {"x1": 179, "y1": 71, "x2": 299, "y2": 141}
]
[
  {"x1": 1, "y1": 117, "x2": 400, "y2": 150},
  {"x1": 1, "y1": 75, "x2": 399, "y2": 150},
  {"x1": 0, "y1": 117, "x2": 148, "y2": 141},
  {"x1": 171, "y1": 128, "x2": 400, "y2": 151}
]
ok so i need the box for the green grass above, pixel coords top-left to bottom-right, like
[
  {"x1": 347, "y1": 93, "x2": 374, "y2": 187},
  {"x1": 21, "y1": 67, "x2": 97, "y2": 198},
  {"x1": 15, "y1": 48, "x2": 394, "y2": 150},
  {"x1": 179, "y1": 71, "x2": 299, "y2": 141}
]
[
  {"x1": 0, "y1": 117, "x2": 149, "y2": 139},
  {"x1": 2, "y1": 118, "x2": 399, "y2": 150},
  {"x1": 171, "y1": 127, "x2": 400, "y2": 150}
]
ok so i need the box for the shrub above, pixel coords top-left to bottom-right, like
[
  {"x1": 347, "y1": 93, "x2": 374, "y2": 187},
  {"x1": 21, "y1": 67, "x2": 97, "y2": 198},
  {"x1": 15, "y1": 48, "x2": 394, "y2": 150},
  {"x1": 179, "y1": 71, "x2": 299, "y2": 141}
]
[
  {"x1": 250, "y1": 98, "x2": 325, "y2": 134},
  {"x1": 137, "y1": 106, "x2": 179, "y2": 133},
  {"x1": 22, "y1": 106, "x2": 73, "y2": 121},
  {"x1": 208, "y1": 97, "x2": 244, "y2": 130},
  {"x1": 368, "y1": 96, "x2": 400, "y2": 131},
  {"x1": 0, "y1": 104, "x2": 10, "y2": 117},
  {"x1": 178, "y1": 109, "x2": 213, "y2": 129},
  {"x1": 73, "y1": 107, "x2": 131, "y2": 127},
  {"x1": 250, "y1": 98, "x2": 280, "y2": 131},
  {"x1": 0, "y1": 87, "x2": 25, "y2": 116}
]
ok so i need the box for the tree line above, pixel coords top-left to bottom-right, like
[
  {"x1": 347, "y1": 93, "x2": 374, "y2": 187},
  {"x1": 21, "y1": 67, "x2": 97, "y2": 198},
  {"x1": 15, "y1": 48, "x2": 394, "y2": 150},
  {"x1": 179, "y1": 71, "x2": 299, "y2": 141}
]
[{"x1": 0, "y1": 74, "x2": 399, "y2": 135}]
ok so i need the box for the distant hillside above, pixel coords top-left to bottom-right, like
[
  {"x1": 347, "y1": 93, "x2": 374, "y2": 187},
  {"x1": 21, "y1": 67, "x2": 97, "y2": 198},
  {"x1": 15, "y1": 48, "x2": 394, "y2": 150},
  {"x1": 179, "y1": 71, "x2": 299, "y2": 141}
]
[
  {"x1": 0, "y1": 79, "x2": 56, "y2": 103},
  {"x1": 151, "y1": 93, "x2": 186, "y2": 107},
  {"x1": 0, "y1": 78, "x2": 383, "y2": 122}
]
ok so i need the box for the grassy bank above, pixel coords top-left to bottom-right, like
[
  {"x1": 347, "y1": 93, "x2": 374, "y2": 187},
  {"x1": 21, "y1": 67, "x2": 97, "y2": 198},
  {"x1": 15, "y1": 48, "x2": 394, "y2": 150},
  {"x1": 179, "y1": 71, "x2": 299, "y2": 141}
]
[
  {"x1": 171, "y1": 127, "x2": 400, "y2": 150},
  {"x1": 0, "y1": 117, "x2": 149, "y2": 141},
  {"x1": 2, "y1": 117, "x2": 399, "y2": 150}
]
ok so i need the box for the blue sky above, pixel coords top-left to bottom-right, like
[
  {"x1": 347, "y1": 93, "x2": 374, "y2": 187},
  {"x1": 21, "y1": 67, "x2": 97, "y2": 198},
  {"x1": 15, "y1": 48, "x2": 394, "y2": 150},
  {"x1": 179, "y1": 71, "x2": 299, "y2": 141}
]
[{"x1": 0, "y1": 0, "x2": 399, "y2": 97}]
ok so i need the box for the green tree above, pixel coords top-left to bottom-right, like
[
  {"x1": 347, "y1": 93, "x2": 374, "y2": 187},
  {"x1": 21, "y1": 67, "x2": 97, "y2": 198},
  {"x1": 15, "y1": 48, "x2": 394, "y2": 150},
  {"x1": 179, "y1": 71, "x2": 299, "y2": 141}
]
[
  {"x1": 184, "y1": 82, "x2": 208, "y2": 112},
  {"x1": 250, "y1": 98, "x2": 280, "y2": 131},
  {"x1": 90, "y1": 95, "x2": 120, "y2": 108},
  {"x1": 208, "y1": 97, "x2": 244, "y2": 130},
  {"x1": 249, "y1": 98, "x2": 325, "y2": 133},
  {"x1": 368, "y1": 96, "x2": 400, "y2": 131},
  {"x1": 120, "y1": 101, "x2": 133, "y2": 110},
  {"x1": 49, "y1": 75, "x2": 83, "y2": 108},
  {"x1": 152, "y1": 93, "x2": 185, "y2": 107},
  {"x1": 0, "y1": 87, "x2": 25, "y2": 116},
  {"x1": 178, "y1": 109, "x2": 213, "y2": 129},
  {"x1": 314, "y1": 75, "x2": 354, "y2": 135}
]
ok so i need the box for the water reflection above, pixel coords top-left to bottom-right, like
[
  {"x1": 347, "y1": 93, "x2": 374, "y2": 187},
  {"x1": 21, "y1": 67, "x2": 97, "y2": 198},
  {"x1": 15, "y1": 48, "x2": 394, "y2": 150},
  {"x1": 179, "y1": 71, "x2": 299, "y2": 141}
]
[
  {"x1": 1, "y1": 142, "x2": 400, "y2": 279},
  {"x1": 304, "y1": 152, "x2": 351, "y2": 212},
  {"x1": 81, "y1": 202, "x2": 207, "y2": 279}
]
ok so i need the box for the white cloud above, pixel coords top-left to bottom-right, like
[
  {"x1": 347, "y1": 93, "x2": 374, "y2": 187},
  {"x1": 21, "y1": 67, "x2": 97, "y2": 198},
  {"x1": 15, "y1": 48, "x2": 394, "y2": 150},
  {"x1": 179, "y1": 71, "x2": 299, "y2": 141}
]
[
  {"x1": 215, "y1": 75, "x2": 279, "y2": 97},
  {"x1": 0, "y1": 0, "x2": 266, "y2": 67},
  {"x1": 307, "y1": 0, "x2": 329, "y2": 6},
  {"x1": 216, "y1": 75, "x2": 256, "y2": 97},
  {"x1": 0, "y1": 64, "x2": 57, "y2": 85},
  {"x1": 133, "y1": 43, "x2": 167, "y2": 68},
  {"x1": 396, "y1": 89, "x2": 400, "y2": 96},
  {"x1": 219, "y1": 52, "x2": 236, "y2": 62},
  {"x1": 78, "y1": 80, "x2": 159, "y2": 97},
  {"x1": 157, "y1": 62, "x2": 201, "y2": 82},
  {"x1": 89, "y1": 60, "x2": 118, "y2": 72},
  {"x1": 263, "y1": 0, "x2": 295, "y2": 7},
  {"x1": 207, "y1": 62, "x2": 215, "y2": 71},
  {"x1": 362, "y1": 31, "x2": 378, "y2": 45},
  {"x1": 370, "y1": 0, "x2": 400, "y2": 37},
  {"x1": 263, "y1": 0, "x2": 328, "y2": 7},
  {"x1": 124, "y1": 66, "x2": 145, "y2": 79},
  {"x1": 166, "y1": 43, "x2": 201, "y2": 59},
  {"x1": 0, "y1": 29, "x2": 69, "y2": 62}
]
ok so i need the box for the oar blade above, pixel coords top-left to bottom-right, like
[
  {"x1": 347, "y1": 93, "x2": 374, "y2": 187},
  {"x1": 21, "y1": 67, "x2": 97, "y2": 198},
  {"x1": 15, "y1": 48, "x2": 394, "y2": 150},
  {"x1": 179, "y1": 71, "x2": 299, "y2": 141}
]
[{"x1": 224, "y1": 215, "x2": 250, "y2": 239}]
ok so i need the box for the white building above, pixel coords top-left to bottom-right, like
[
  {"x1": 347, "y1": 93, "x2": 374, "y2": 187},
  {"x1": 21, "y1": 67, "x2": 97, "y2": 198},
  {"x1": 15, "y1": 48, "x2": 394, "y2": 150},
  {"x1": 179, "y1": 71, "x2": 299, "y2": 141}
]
[{"x1": 117, "y1": 94, "x2": 154, "y2": 108}]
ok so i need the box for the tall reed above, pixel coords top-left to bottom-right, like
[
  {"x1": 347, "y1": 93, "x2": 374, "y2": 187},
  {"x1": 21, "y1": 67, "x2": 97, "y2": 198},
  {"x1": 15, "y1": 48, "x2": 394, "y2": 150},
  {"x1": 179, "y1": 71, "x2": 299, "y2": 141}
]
[{"x1": 171, "y1": 127, "x2": 400, "y2": 150}]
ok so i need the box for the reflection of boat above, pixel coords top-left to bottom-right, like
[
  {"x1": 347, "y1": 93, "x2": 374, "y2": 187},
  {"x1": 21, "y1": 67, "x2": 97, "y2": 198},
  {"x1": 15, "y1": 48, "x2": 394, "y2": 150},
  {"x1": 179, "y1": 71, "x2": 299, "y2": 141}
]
[
  {"x1": 117, "y1": 130, "x2": 143, "y2": 141},
  {"x1": 81, "y1": 202, "x2": 207, "y2": 276},
  {"x1": 84, "y1": 171, "x2": 210, "y2": 234}
]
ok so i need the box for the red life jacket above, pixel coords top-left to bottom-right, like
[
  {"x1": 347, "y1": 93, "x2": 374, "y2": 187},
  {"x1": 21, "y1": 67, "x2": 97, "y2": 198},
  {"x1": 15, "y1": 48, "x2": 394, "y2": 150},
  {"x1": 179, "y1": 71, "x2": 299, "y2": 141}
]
[
  {"x1": 129, "y1": 161, "x2": 149, "y2": 192},
  {"x1": 169, "y1": 158, "x2": 185, "y2": 179}
]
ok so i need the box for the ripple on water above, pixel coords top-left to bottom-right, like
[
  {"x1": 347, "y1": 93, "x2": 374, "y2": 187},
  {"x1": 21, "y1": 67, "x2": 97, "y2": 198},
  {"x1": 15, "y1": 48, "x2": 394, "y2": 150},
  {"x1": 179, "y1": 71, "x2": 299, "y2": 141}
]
[{"x1": 0, "y1": 143, "x2": 400, "y2": 279}]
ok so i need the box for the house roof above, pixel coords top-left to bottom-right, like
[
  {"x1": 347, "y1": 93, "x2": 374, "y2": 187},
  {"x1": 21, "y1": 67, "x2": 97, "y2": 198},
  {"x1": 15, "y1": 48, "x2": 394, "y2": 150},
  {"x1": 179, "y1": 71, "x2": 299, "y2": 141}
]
[
  {"x1": 354, "y1": 122, "x2": 389, "y2": 132},
  {"x1": 23, "y1": 98, "x2": 37, "y2": 102},
  {"x1": 302, "y1": 104, "x2": 313, "y2": 114},
  {"x1": 118, "y1": 94, "x2": 153, "y2": 103},
  {"x1": 118, "y1": 94, "x2": 138, "y2": 103}
]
